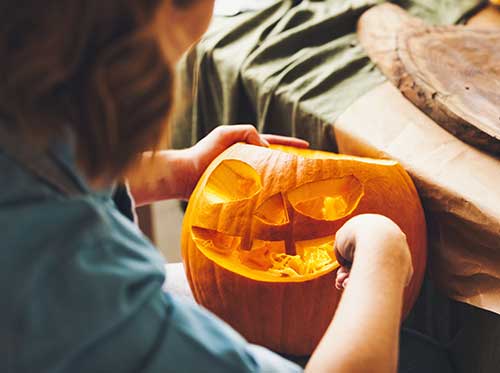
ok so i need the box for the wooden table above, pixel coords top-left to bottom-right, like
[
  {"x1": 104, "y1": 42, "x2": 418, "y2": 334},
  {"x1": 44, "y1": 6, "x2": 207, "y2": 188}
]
[{"x1": 334, "y1": 5, "x2": 500, "y2": 315}]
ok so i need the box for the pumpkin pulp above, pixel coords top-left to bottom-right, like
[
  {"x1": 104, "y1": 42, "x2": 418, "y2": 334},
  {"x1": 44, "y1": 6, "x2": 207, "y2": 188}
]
[{"x1": 192, "y1": 226, "x2": 340, "y2": 282}]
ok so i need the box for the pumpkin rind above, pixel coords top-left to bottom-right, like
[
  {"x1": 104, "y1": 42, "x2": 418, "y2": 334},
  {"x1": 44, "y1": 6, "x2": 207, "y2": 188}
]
[{"x1": 181, "y1": 143, "x2": 427, "y2": 356}]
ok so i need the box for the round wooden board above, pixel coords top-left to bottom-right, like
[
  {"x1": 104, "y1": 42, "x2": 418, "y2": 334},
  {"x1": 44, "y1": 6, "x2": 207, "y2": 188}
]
[{"x1": 358, "y1": 4, "x2": 500, "y2": 154}]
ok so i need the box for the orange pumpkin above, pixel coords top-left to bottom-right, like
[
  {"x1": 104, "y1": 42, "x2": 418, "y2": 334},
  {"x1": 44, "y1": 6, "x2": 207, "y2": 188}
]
[{"x1": 181, "y1": 143, "x2": 426, "y2": 356}]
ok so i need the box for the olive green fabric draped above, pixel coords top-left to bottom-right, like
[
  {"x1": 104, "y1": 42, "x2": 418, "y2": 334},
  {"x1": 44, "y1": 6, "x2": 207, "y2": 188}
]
[{"x1": 171, "y1": 0, "x2": 484, "y2": 150}]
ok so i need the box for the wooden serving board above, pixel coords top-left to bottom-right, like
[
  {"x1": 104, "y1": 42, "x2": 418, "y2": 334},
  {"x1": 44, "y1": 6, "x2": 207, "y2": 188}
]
[{"x1": 358, "y1": 3, "x2": 500, "y2": 155}]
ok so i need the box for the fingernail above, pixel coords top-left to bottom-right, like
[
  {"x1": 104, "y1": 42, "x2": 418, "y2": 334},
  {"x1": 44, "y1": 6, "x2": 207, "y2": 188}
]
[{"x1": 260, "y1": 137, "x2": 270, "y2": 147}]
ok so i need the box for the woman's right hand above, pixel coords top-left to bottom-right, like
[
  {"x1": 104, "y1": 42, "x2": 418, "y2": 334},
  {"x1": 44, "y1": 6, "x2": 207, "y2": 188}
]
[
  {"x1": 307, "y1": 214, "x2": 414, "y2": 373},
  {"x1": 334, "y1": 214, "x2": 413, "y2": 290}
]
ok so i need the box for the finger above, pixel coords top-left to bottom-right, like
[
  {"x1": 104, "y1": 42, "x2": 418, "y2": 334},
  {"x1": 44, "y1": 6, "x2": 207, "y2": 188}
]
[
  {"x1": 217, "y1": 125, "x2": 309, "y2": 149},
  {"x1": 336, "y1": 274, "x2": 350, "y2": 290},
  {"x1": 342, "y1": 278, "x2": 349, "y2": 289},
  {"x1": 335, "y1": 267, "x2": 350, "y2": 290},
  {"x1": 337, "y1": 266, "x2": 350, "y2": 277},
  {"x1": 333, "y1": 217, "x2": 362, "y2": 265},
  {"x1": 334, "y1": 230, "x2": 355, "y2": 268},
  {"x1": 244, "y1": 128, "x2": 269, "y2": 147},
  {"x1": 335, "y1": 278, "x2": 342, "y2": 290},
  {"x1": 262, "y1": 134, "x2": 309, "y2": 148},
  {"x1": 335, "y1": 275, "x2": 344, "y2": 290},
  {"x1": 219, "y1": 125, "x2": 269, "y2": 147},
  {"x1": 336, "y1": 270, "x2": 349, "y2": 284},
  {"x1": 335, "y1": 247, "x2": 352, "y2": 269}
]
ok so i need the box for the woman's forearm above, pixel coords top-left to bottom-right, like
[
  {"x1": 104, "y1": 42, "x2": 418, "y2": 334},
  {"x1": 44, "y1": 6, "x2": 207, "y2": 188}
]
[
  {"x1": 306, "y1": 235, "x2": 411, "y2": 373},
  {"x1": 126, "y1": 126, "x2": 310, "y2": 207},
  {"x1": 127, "y1": 149, "x2": 195, "y2": 206}
]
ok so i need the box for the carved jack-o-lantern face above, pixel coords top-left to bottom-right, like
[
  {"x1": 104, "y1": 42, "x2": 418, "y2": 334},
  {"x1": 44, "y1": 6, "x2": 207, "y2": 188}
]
[{"x1": 181, "y1": 144, "x2": 426, "y2": 355}]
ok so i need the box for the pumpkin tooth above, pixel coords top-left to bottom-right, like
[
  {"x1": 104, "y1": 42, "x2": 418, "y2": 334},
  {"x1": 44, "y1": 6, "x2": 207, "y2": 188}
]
[{"x1": 238, "y1": 246, "x2": 273, "y2": 270}]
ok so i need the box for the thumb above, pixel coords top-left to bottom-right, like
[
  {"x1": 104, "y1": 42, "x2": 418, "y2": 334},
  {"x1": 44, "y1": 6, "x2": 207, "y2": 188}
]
[
  {"x1": 334, "y1": 225, "x2": 357, "y2": 268},
  {"x1": 242, "y1": 127, "x2": 269, "y2": 147}
]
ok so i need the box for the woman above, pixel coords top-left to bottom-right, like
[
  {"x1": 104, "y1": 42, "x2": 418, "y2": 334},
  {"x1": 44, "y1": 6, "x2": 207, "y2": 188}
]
[{"x1": 1, "y1": 1, "x2": 416, "y2": 372}]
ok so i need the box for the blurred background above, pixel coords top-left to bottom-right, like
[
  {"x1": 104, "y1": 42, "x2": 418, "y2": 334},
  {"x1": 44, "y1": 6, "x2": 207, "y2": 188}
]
[{"x1": 146, "y1": 201, "x2": 183, "y2": 263}]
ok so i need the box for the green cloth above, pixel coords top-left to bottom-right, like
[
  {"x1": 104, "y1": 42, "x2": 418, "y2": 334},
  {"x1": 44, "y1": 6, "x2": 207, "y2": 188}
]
[{"x1": 172, "y1": 0, "x2": 485, "y2": 150}]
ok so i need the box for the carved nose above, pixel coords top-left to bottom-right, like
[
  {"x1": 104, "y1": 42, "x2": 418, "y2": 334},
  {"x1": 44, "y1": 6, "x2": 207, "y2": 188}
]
[
  {"x1": 254, "y1": 192, "x2": 289, "y2": 225},
  {"x1": 248, "y1": 176, "x2": 364, "y2": 255}
]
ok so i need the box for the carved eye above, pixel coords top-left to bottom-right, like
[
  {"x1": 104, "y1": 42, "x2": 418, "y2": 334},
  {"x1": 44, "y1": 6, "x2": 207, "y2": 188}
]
[
  {"x1": 287, "y1": 176, "x2": 364, "y2": 221},
  {"x1": 204, "y1": 160, "x2": 262, "y2": 203}
]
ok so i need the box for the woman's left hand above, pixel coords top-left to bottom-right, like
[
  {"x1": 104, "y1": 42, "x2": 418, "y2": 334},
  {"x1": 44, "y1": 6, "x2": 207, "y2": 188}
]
[
  {"x1": 184, "y1": 125, "x2": 309, "y2": 197},
  {"x1": 129, "y1": 125, "x2": 308, "y2": 205}
]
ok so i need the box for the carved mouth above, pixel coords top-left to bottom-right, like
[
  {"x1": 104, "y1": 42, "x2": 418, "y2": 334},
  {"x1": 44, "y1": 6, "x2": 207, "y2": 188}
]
[{"x1": 191, "y1": 226, "x2": 339, "y2": 281}]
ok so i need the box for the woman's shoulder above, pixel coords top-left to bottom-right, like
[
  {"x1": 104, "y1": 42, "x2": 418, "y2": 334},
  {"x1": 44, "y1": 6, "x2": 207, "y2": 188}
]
[
  {"x1": 0, "y1": 149, "x2": 166, "y2": 298},
  {"x1": 0, "y1": 150, "x2": 57, "y2": 204},
  {"x1": 0, "y1": 164, "x2": 169, "y2": 372},
  {"x1": 0, "y1": 162, "x2": 161, "y2": 262},
  {"x1": 1, "y1": 149, "x2": 112, "y2": 240}
]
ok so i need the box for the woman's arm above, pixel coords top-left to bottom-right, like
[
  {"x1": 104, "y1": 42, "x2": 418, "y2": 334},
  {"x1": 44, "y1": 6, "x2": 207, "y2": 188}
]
[
  {"x1": 127, "y1": 125, "x2": 309, "y2": 206},
  {"x1": 127, "y1": 148, "x2": 194, "y2": 206},
  {"x1": 306, "y1": 214, "x2": 413, "y2": 373}
]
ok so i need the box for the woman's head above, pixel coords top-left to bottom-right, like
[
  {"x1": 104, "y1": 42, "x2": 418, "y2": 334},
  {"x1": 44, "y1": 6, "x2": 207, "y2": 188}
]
[{"x1": 0, "y1": 0, "x2": 214, "y2": 180}]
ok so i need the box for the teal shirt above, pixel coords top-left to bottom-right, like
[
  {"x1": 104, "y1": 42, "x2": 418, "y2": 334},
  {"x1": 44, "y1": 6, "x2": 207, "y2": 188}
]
[{"x1": 0, "y1": 133, "x2": 302, "y2": 372}]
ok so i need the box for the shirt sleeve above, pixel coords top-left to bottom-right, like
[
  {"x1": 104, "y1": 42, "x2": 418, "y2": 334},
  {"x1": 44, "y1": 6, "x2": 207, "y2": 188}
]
[
  {"x1": 12, "y1": 194, "x2": 302, "y2": 373},
  {"x1": 155, "y1": 293, "x2": 304, "y2": 373},
  {"x1": 60, "y1": 247, "x2": 303, "y2": 373}
]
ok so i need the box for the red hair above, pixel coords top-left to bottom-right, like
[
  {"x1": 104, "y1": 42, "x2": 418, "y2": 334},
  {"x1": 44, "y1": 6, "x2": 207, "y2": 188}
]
[{"x1": 0, "y1": 0, "x2": 176, "y2": 178}]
